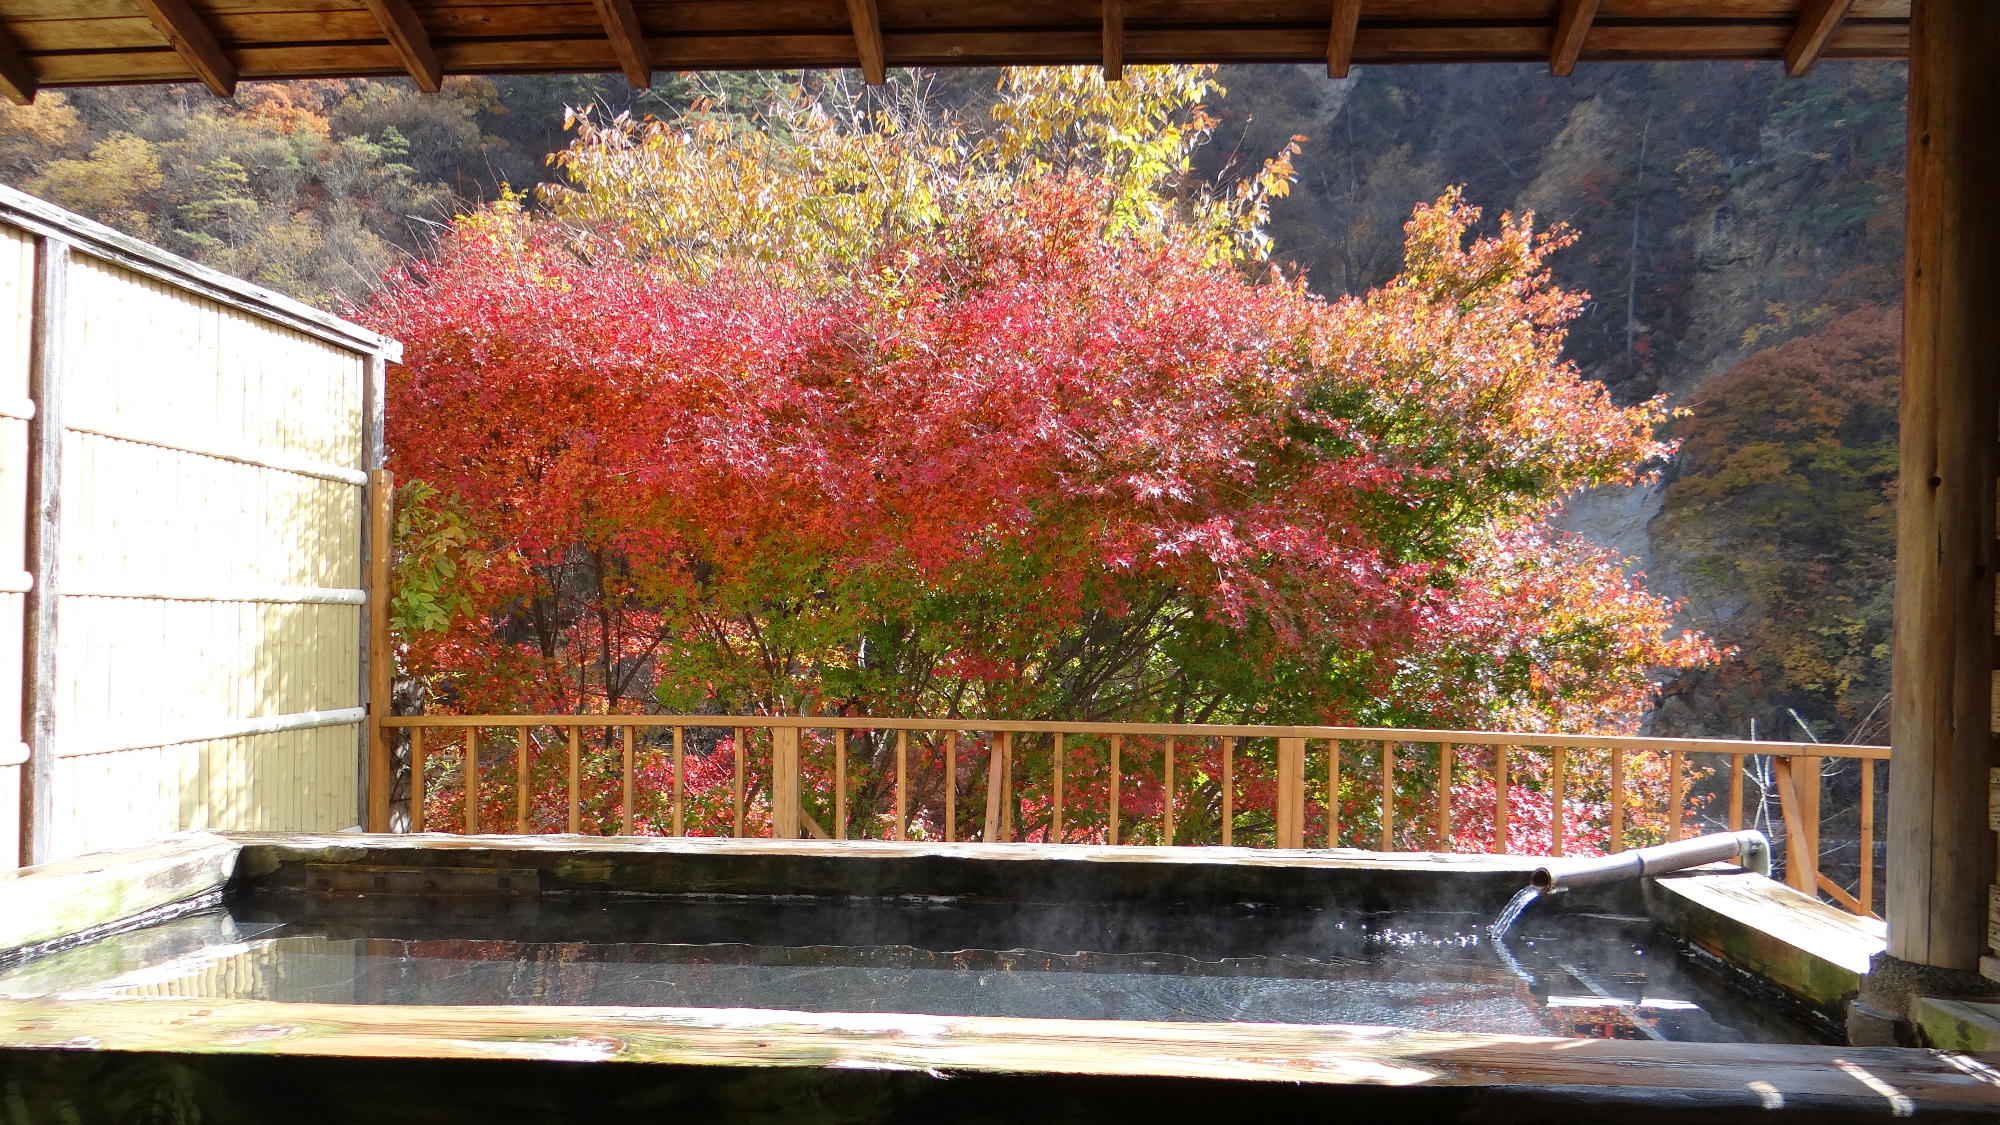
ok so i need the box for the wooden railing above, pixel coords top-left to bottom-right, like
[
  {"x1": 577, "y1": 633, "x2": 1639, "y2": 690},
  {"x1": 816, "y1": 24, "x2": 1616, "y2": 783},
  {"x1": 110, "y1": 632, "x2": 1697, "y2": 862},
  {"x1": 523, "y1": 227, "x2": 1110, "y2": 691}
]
[{"x1": 375, "y1": 716, "x2": 1888, "y2": 917}]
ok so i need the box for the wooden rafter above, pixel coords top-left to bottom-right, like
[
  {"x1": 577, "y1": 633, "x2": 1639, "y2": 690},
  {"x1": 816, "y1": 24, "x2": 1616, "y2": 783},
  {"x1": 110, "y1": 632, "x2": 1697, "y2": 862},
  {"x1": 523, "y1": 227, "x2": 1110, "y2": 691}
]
[
  {"x1": 1549, "y1": 0, "x2": 1599, "y2": 77},
  {"x1": 1785, "y1": 0, "x2": 1857, "y2": 77},
  {"x1": 1326, "y1": 0, "x2": 1361, "y2": 79},
  {"x1": 1103, "y1": 0, "x2": 1124, "y2": 81},
  {"x1": 360, "y1": 0, "x2": 441, "y2": 93},
  {"x1": 589, "y1": 0, "x2": 652, "y2": 89},
  {"x1": 133, "y1": 0, "x2": 236, "y2": 96},
  {"x1": 0, "y1": 19, "x2": 34, "y2": 105},
  {"x1": 845, "y1": 0, "x2": 886, "y2": 85}
]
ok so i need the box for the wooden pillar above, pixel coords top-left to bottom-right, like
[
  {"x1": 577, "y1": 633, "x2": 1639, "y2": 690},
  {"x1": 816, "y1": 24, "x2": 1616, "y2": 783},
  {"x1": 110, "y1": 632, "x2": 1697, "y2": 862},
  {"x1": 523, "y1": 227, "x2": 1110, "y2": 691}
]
[
  {"x1": 1888, "y1": 0, "x2": 2000, "y2": 974},
  {"x1": 19, "y1": 238, "x2": 65, "y2": 866}
]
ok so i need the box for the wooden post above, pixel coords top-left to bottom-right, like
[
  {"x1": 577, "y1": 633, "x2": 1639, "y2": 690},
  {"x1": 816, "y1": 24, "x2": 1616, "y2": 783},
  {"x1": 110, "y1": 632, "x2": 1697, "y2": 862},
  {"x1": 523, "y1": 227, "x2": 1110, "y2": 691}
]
[
  {"x1": 1221, "y1": 737, "x2": 1235, "y2": 846},
  {"x1": 672, "y1": 727, "x2": 685, "y2": 837},
  {"x1": 463, "y1": 728, "x2": 479, "y2": 834},
  {"x1": 835, "y1": 728, "x2": 847, "y2": 840},
  {"x1": 1773, "y1": 756, "x2": 1817, "y2": 895},
  {"x1": 1668, "y1": 748, "x2": 1685, "y2": 841},
  {"x1": 1550, "y1": 747, "x2": 1566, "y2": 857},
  {"x1": 620, "y1": 726, "x2": 635, "y2": 836},
  {"x1": 19, "y1": 238, "x2": 65, "y2": 865},
  {"x1": 1493, "y1": 746, "x2": 1509, "y2": 854},
  {"x1": 1378, "y1": 740, "x2": 1394, "y2": 850},
  {"x1": 410, "y1": 728, "x2": 426, "y2": 832},
  {"x1": 1608, "y1": 746, "x2": 1624, "y2": 853},
  {"x1": 772, "y1": 725, "x2": 800, "y2": 839},
  {"x1": 1108, "y1": 735, "x2": 1121, "y2": 845},
  {"x1": 945, "y1": 731, "x2": 957, "y2": 843},
  {"x1": 1163, "y1": 736, "x2": 1175, "y2": 845},
  {"x1": 1051, "y1": 733, "x2": 1063, "y2": 842},
  {"x1": 1327, "y1": 742, "x2": 1341, "y2": 847},
  {"x1": 566, "y1": 727, "x2": 581, "y2": 834},
  {"x1": 1435, "y1": 742, "x2": 1452, "y2": 849},
  {"x1": 515, "y1": 728, "x2": 528, "y2": 834},
  {"x1": 731, "y1": 727, "x2": 744, "y2": 837},
  {"x1": 1729, "y1": 755, "x2": 1745, "y2": 831},
  {"x1": 982, "y1": 733, "x2": 1002, "y2": 842},
  {"x1": 364, "y1": 469, "x2": 394, "y2": 832},
  {"x1": 1276, "y1": 737, "x2": 1305, "y2": 849},
  {"x1": 1861, "y1": 759, "x2": 1875, "y2": 912},
  {"x1": 1890, "y1": 0, "x2": 2000, "y2": 973},
  {"x1": 893, "y1": 729, "x2": 907, "y2": 842}
]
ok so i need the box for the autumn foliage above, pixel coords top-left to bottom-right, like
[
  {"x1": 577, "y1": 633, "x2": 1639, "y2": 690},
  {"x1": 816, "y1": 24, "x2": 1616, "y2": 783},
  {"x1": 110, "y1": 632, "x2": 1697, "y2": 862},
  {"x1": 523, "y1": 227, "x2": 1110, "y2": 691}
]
[{"x1": 365, "y1": 69, "x2": 1715, "y2": 850}]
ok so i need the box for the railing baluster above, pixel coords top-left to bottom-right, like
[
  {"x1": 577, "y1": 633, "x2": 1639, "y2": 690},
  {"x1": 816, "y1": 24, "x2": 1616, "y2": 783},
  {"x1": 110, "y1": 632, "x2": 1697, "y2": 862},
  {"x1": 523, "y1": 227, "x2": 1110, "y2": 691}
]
[
  {"x1": 731, "y1": 726, "x2": 745, "y2": 838},
  {"x1": 1164, "y1": 736, "x2": 1176, "y2": 845},
  {"x1": 411, "y1": 727, "x2": 426, "y2": 832},
  {"x1": 1276, "y1": 736, "x2": 1305, "y2": 849},
  {"x1": 1001, "y1": 731, "x2": 1016, "y2": 840},
  {"x1": 515, "y1": 727, "x2": 528, "y2": 834},
  {"x1": 1550, "y1": 746, "x2": 1565, "y2": 857},
  {"x1": 567, "y1": 726, "x2": 580, "y2": 834},
  {"x1": 1729, "y1": 753, "x2": 1745, "y2": 831},
  {"x1": 1435, "y1": 741, "x2": 1452, "y2": 848},
  {"x1": 1328, "y1": 741, "x2": 1341, "y2": 847},
  {"x1": 945, "y1": 731, "x2": 957, "y2": 843},
  {"x1": 1492, "y1": 745, "x2": 1508, "y2": 854},
  {"x1": 1609, "y1": 745, "x2": 1624, "y2": 852},
  {"x1": 465, "y1": 728, "x2": 480, "y2": 834},
  {"x1": 621, "y1": 726, "x2": 634, "y2": 836},
  {"x1": 672, "y1": 726, "x2": 685, "y2": 837},
  {"x1": 1860, "y1": 758, "x2": 1875, "y2": 912},
  {"x1": 1384, "y1": 740, "x2": 1399, "y2": 849},
  {"x1": 1668, "y1": 748, "x2": 1684, "y2": 841},
  {"x1": 981, "y1": 731, "x2": 1001, "y2": 842},
  {"x1": 895, "y1": 729, "x2": 908, "y2": 842},
  {"x1": 1221, "y1": 736, "x2": 1235, "y2": 846},
  {"x1": 1109, "y1": 734, "x2": 1122, "y2": 845},
  {"x1": 835, "y1": 728, "x2": 847, "y2": 840},
  {"x1": 1052, "y1": 732, "x2": 1064, "y2": 842}
]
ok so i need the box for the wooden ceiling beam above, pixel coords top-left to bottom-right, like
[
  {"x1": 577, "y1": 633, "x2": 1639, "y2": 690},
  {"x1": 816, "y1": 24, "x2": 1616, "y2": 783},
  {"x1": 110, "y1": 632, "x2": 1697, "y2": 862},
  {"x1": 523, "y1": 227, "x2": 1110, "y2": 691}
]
[
  {"x1": 1327, "y1": 0, "x2": 1360, "y2": 79},
  {"x1": 589, "y1": 0, "x2": 652, "y2": 89},
  {"x1": 0, "y1": 20, "x2": 35, "y2": 105},
  {"x1": 845, "y1": 0, "x2": 886, "y2": 85},
  {"x1": 1785, "y1": 0, "x2": 1856, "y2": 77},
  {"x1": 1103, "y1": 0, "x2": 1124, "y2": 81},
  {"x1": 360, "y1": 0, "x2": 441, "y2": 92},
  {"x1": 1550, "y1": 0, "x2": 1599, "y2": 77},
  {"x1": 133, "y1": 0, "x2": 236, "y2": 96}
]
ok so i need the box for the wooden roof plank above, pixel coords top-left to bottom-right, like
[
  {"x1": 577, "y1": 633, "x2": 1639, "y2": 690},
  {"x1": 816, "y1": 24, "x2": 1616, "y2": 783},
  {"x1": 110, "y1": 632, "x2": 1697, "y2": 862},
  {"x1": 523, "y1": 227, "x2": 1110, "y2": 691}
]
[
  {"x1": 1785, "y1": 0, "x2": 1857, "y2": 76},
  {"x1": 1550, "y1": 0, "x2": 1600, "y2": 76},
  {"x1": 590, "y1": 0, "x2": 652, "y2": 89},
  {"x1": 1104, "y1": 0, "x2": 1124, "y2": 79},
  {"x1": 1326, "y1": 0, "x2": 1360, "y2": 78},
  {"x1": 132, "y1": 0, "x2": 237, "y2": 96},
  {"x1": 358, "y1": 0, "x2": 441, "y2": 92},
  {"x1": 845, "y1": 0, "x2": 886, "y2": 84},
  {"x1": 0, "y1": 19, "x2": 35, "y2": 105}
]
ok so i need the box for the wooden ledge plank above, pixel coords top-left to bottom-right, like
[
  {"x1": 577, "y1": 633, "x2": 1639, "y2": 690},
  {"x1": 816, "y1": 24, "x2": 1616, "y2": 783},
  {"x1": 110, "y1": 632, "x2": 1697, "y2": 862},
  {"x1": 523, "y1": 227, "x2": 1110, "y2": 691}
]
[
  {"x1": 132, "y1": 0, "x2": 236, "y2": 96},
  {"x1": 1646, "y1": 869, "x2": 1885, "y2": 1013},
  {"x1": 0, "y1": 20, "x2": 35, "y2": 105},
  {"x1": 1103, "y1": 0, "x2": 1123, "y2": 80},
  {"x1": 1, "y1": 995, "x2": 1997, "y2": 1111},
  {"x1": 0, "y1": 831, "x2": 239, "y2": 955},
  {"x1": 359, "y1": 0, "x2": 440, "y2": 92},
  {"x1": 1550, "y1": 0, "x2": 1600, "y2": 76},
  {"x1": 845, "y1": 0, "x2": 885, "y2": 84},
  {"x1": 590, "y1": 0, "x2": 651, "y2": 89},
  {"x1": 1326, "y1": 0, "x2": 1360, "y2": 78},
  {"x1": 1785, "y1": 0, "x2": 1857, "y2": 76}
]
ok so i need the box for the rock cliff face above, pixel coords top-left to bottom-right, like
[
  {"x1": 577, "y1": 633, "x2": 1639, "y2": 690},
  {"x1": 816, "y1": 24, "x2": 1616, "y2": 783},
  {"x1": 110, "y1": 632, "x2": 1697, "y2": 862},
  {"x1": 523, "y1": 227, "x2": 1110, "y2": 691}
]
[{"x1": 1210, "y1": 60, "x2": 1906, "y2": 738}]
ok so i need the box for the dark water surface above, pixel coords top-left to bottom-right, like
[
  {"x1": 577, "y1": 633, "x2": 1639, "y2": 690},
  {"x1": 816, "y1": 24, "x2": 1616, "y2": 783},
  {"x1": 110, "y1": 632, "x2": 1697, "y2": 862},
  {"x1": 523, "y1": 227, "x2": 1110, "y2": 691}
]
[{"x1": 0, "y1": 895, "x2": 1827, "y2": 1043}]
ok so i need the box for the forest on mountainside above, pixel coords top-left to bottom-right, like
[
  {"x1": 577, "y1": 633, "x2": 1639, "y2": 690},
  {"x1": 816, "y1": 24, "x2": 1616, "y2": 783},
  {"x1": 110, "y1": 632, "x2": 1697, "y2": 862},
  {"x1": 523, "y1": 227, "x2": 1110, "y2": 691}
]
[{"x1": 0, "y1": 60, "x2": 1907, "y2": 745}]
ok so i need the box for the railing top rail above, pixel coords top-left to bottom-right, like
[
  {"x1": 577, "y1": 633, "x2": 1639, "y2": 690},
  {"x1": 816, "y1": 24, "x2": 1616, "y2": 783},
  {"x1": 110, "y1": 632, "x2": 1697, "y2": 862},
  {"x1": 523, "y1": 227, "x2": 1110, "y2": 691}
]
[{"x1": 377, "y1": 714, "x2": 1889, "y2": 760}]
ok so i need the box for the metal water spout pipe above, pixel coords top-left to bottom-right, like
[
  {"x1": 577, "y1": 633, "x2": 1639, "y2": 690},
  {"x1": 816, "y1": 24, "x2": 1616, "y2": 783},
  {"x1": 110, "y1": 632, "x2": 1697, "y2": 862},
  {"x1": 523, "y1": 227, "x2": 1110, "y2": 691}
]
[{"x1": 1529, "y1": 830, "x2": 1771, "y2": 895}]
